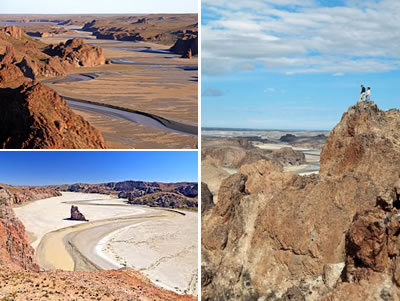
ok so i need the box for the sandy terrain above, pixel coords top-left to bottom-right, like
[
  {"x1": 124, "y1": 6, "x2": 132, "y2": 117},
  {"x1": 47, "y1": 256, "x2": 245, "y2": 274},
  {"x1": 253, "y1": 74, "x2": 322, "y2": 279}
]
[
  {"x1": 14, "y1": 192, "x2": 198, "y2": 295},
  {"x1": 99, "y1": 211, "x2": 198, "y2": 295},
  {"x1": 39, "y1": 29, "x2": 198, "y2": 148},
  {"x1": 253, "y1": 142, "x2": 321, "y2": 175}
]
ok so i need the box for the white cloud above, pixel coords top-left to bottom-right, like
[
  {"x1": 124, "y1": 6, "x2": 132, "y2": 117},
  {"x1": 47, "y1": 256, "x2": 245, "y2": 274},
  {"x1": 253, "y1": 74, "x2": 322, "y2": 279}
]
[{"x1": 202, "y1": 0, "x2": 400, "y2": 74}]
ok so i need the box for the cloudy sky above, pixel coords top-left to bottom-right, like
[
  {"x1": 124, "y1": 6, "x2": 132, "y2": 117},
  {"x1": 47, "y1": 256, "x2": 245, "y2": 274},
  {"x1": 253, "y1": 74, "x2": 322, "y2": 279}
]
[{"x1": 202, "y1": 0, "x2": 400, "y2": 130}]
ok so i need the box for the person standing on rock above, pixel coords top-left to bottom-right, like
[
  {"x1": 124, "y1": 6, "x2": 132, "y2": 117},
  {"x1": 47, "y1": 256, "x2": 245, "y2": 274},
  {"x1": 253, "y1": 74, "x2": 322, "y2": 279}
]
[
  {"x1": 359, "y1": 85, "x2": 366, "y2": 102},
  {"x1": 365, "y1": 87, "x2": 371, "y2": 101}
]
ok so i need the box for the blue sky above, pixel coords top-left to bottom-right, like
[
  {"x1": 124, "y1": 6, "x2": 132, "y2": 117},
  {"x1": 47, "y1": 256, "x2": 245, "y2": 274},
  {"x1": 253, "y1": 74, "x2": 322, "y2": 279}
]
[
  {"x1": 0, "y1": 151, "x2": 198, "y2": 186},
  {"x1": 0, "y1": 0, "x2": 197, "y2": 14},
  {"x1": 202, "y1": 0, "x2": 400, "y2": 130}
]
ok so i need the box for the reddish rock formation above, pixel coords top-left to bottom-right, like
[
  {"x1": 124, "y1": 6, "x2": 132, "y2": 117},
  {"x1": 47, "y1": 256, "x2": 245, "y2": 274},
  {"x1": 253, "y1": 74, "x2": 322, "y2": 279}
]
[
  {"x1": 53, "y1": 180, "x2": 198, "y2": 209},
  {"x1": 0, "y1": 186, "x2": 39, "y2": 271},
  {"x1": 202, "y1": 101, "x2": 400, "y2": 300},
  {"x1": 0, "y1": 26, "x2": 108, "y2": 148},
  {"x1": 170, "y1": 36, "x2": 198, "y2": 58},
  {"x1": 320, "y1": 191, "x2": 400, "y2": 300},
  {"x1": 70, "y1": 205, "x2": 88, "y2": 221},
  {"x1": 44, "y1": 38, "x2": 105, "y2": 68},
  {"x1": 0, "y1": 26, "x2": 23, "y2": 39},
  {"x1": 320, "y1": 101, "x2": 400, "y2": 189},
  {"x1": 0, "y1": 81, "x2": 107, "y2": 149},
  {"x1": 2, "y1": 185, "x2": 61, "y2": 205}
]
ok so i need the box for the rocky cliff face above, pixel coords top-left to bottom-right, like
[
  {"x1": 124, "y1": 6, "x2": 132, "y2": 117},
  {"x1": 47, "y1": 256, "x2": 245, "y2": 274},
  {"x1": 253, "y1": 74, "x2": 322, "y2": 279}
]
[
  {"x1": 320, "y1": 101, "x2": 400, "y2": 189},
  {"x1": 170, "y1": 36, "x2": 198, "y2": 58},
  {"x1": 0, "y1": 26, "x2": 107, "y2": 149},
  {"x1": 0, "y1": 186, "x2": 39, "y2": 271},
  {"x1": 55, "y1": 180, "x2": 198, "y2": 209},
  {"x1": 0, "y1": 81, "x2": 107, "y2": 149},
  {"x1": 202, "y1": 101, "x2": 400, "y2": 300},
  {"x1": 44, "y1": 38, "x2": 105, "y2": 68},
  {"x1": 0, "y1": 26, "x2": 105, "y2": 79},
  {"x1": 2, "y1": 184, "x2": 61, "y2": 205}
]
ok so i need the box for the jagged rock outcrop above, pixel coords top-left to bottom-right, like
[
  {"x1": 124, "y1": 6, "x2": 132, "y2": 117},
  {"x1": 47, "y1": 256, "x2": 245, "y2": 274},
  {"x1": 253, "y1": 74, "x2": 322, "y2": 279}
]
[
  {"x1": 176, "y1": 184, "x2": 198, "y2": 197},
  {"x1": 2, "y1": 185, "x2": 61, "y2": 205},
  {"x1": 0, "y1": 26, "x2": 23, "y2": 39},
  {"x1": 170, "y1": 36, "x2": 198, "y2": 58},
  {"x1": 44, "y1": 38, "x2": 105, "y2": 68},
  {"x1": 320, "y1": 101, "x2": 400, "y2": 189},
  {"x1": 0, "y1": 186, "x2": 39, "y2": 271},
  {"x1": 1, "y1": 27, "x2": 105, "y2": 79},
  {"x1": 0, "y1": 81, "x2": 107, "y2": 149},
  {"x1": 53, "y1": 180, "x2": 198, "y2": 209},
  {"x1": 70, "y1": 205, "x2": 88, "y2": 221},
  {"x1": 128, "y1": 192, "x2": 198, "y2": 208},
  {"x1": 201, "y1": 183, "x2": 214, "y2": 214},
  {"x1": 272, "y1": 146, "x2": 306, "y2": 166},
  {"x1": 320, "y1": 192, "x2": 400, "y2": 300},
  {"x1": 202, "y1": 101, "x2": 400, "y2": 300}
]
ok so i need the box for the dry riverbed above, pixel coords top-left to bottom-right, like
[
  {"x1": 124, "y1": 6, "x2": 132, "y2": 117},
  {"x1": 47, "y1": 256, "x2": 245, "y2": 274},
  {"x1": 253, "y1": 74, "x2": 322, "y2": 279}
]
[
  {"x1": 40, "y1": 29, "x2": 198, "y2": 149},
  {"x1": 14, "y1": 192, "x2": 198, "y2": 296}
]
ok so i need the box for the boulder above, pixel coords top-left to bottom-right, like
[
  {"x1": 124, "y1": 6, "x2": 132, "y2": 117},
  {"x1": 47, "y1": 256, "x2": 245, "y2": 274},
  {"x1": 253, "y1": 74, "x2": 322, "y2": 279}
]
[{"x1": 70, "y1": 205, "x2": 88, "y2": 221}]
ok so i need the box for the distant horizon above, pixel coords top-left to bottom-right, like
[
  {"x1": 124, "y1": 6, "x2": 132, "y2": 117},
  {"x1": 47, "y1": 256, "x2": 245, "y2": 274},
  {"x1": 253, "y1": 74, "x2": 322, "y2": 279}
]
[
  {"x1": 2, "y1": 178, "x2": 197, "y2": 187},
  {"x1": 202, "y1": 127, "x2": 331, "y2": 132},
  {"x1": 0, "y1": 152, "x2": 198, "y2": 186}
]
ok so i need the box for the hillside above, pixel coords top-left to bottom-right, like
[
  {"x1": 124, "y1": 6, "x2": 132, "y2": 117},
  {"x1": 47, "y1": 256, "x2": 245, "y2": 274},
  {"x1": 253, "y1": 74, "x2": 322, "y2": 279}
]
[
  {"x1": 202, "y1": 101, "x2": 400, "y2": 300},
  {"x1": 0, "y1": 26, "x2": 107, "y2": 149},
  {"x1": 53, "y1": 180, "x2": 198, "y2": 209}
]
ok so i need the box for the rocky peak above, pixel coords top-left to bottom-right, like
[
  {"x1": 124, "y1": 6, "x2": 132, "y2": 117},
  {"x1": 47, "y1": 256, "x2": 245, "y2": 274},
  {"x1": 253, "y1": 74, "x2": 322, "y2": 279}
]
[
  {"x1": 170, "y1": 36, "x2": 198, "y2": 58},
  {"x1": 202, "y1": 101, "x2": 400, "y2": 300},
  {"x1": 0, "y1": 46, "x2": 17, "y2": 66},
  {"x1": 320, "y1": 100, "x2": 400, "y2": 187},
  {"x1": 0, "y1": 26, "x2": 23, "y2": 39},
  {"x1": 45, "y1": 38, "x2": 105, "y2": 68},
  {"x1": 0, "y1": 81, "x2": 107, "y2": 149}
]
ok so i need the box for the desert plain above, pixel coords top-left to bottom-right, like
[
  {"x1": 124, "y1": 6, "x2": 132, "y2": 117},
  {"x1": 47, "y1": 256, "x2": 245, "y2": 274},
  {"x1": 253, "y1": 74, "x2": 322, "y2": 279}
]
[{"x1": 14, "y1": 192, "x2": 198, "y2": 296}]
